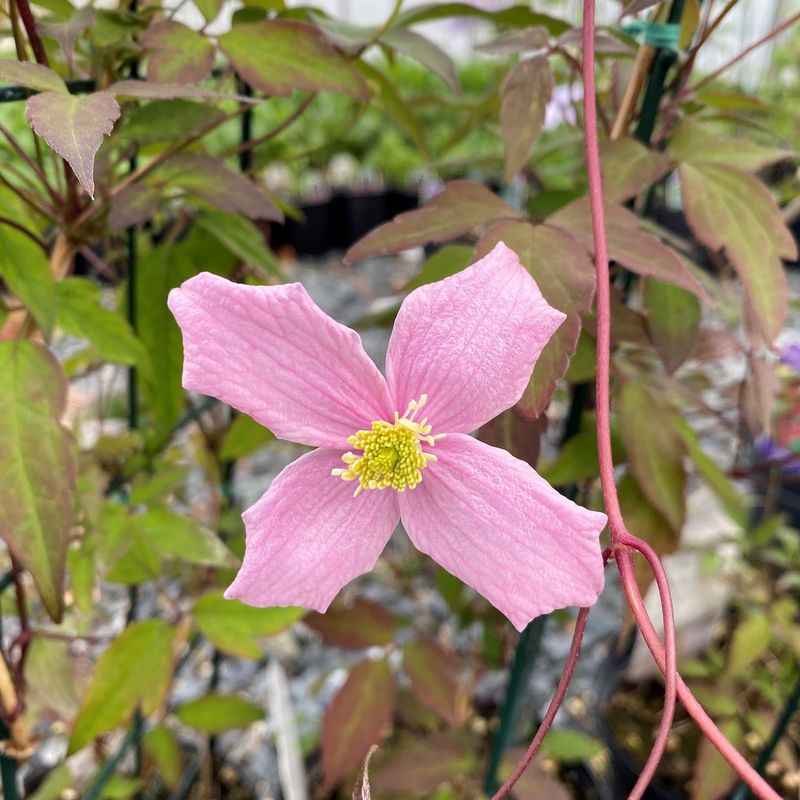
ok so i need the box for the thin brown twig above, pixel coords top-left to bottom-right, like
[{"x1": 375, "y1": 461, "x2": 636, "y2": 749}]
[
  {"x1": 0, "y1": 215, "x2": 47, "y2": 250},
  {"x1": 691, "y1": 10, "x2": 800, "y2": 94},
  {"x1": 0, "y1": 123, "x2": 62, "y2": 206}
]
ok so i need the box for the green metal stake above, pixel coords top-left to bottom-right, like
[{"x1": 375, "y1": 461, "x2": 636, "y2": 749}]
[
  {"x1": 730, "y1": 669, "x2": 800, "y2": 800},
  {"x1": 483, "y1": 616, "x2": 547, "y2": 794}
]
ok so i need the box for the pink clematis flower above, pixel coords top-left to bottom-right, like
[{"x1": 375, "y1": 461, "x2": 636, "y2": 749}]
[{"x1": 168, "y1": 243, "x2": 606, "y2": 631}]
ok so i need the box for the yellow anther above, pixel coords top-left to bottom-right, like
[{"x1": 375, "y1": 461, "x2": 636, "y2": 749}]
[{"x1": 332, "y1": 395, "x2": 445, "y2": 496}]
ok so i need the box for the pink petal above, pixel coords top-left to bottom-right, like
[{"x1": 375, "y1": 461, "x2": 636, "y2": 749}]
[
  {"x1": 399, "y1": 434, "x2": 606, "y2": 631},
  {"x1": 386, "y1": 242, "x2": 565, "y2": 434},
  {"x1": 168, "y1": 273, "x2": 393, "y2": 448},
  {"x1": 226, "y1": 448, "x2": 400, "y2": 610}
]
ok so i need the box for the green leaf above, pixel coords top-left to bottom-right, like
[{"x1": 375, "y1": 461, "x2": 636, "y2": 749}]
[
  {"x1": 540, "y1": 728, "x2": 604, "y2": 762},
  {"x1": 220, "y1": 20, "x2": 369, "y2": 99},
  {"x1": 644, "y1": 278, "x2": 701, "y2": 373},
  {"x1": 0, "y1": 342, "x2": 74, "y2": 622},
  {"x1": 56, "y1": 278, "x2": 149, "y2": 373},
  {"x1": 140, "y1": 21, "x2": 215, "y2": 83},
  {"x1": 691, "y1": 719, "x2": 742, "y2": 800},
  {"x1": 403, "y1": 640, "x2": 464, "y2": 727},
  {"x1": 193, "y1": 590, "x2": 305, "y2": 659},
  {"x1": 116, "y1": 99, "x2": 224, "y2": 145},
  {"x1": 136, "y1": 242, "x2": 196, "y2": 433},
  {"x1": 345, "y1": 180, "x2": 521, "y2": 263},
  {"x1": 25, "y1": 91, "x2": 120, "y2": 197},
  {"x1": 25, "y1": 636, "x2": 80, "y2": 720},
  {"x1": 726, "y1": 615, "x2": 772, "y2": 676},
  {"x1": 680, "y1": 162, "x2": 796, "y2": 342},
  {"x1": 404, "y1": 245, "x2": 474, "y2": 290},
  {"x1": 617, "y1": 382, "x2": 686, "y2": 532},
  {"x1": 138, "y1": 506, "x2": 236, "y2": 567},
  {"x1": 540, "y1": 412, "x2": 624, "y2": 485},
  {"x1": 0, "y1": 59, "x2": 68, "y2": 93},
  {"x1": 477, "y1": 222, "x2": 595, "y2": 417},
  {"x1": 321, "y1": 658, "x2": 395, "y2": 788},
  {"x1": 69, "y1": 620, "x2": 175, "y2": 753},
  {"x1": 669, "y1": 118, "x2": 791, "y2": 172},
  {"x1": 144, "y1": 724, "x2": 183, "y2": 788},
  {"x1": 356, "y1": 61, "x2": 427, "y2": 155},
  {"x1": 101, "y1": 502, "x2": 161, "y2": 584},
  {"x1": 28, "y1": 764, "x2": 73, "y2": 800},
  {"x1": 175, "y1": 694, "x2": 263, "y2": 733},
  {"x1": 0, "y1": 226, "x2": 56, "y2": 336},
  {"x1": 396, "y1": 3, "x2": 570, "y2": 35},
  {"x1": 196, "y1": 211, "x2": 282, "y2": 278},
  {"x1": 306, "y1": 597, "x2": 395, "y2": 649},
  {"x1": 500, "y1": 56, "x2": 552, "y2": 180},
  {"x1": 672, "y1": 418, "x2": 746, "y2": 525},
  {"x1": 381, "y1": 28, "x2": 459, "y2": 93},
  {"x1": 600, "y1": 137, "x2": 670, "y2": 202},
  {"x1": 220, "y1": 414, "x2": 275, "y2": 459}
]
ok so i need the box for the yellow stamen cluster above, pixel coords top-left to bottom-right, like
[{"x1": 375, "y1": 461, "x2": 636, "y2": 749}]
[{"x1": 332, "y1": 395, "x2": 444, "y2": 497}]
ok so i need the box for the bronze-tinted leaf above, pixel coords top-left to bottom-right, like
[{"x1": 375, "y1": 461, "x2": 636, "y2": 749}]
[
  {"x1": 644, "y1": 278, "x2": 701, "y2": 373},
  {"x1": 741, "y1": 350, "x2": 778, "y2": 436},
  {"x1": 345, "y1": 181, "x2": 521, "y2": 263},
  {"x1": 617, "y1": 381, "x2": 686, "y2": 532},
  {"x1": 109, "y1": 184, "x2": 160, "y2": 231},
  {"x1": 500, "y1": 56, "x2": 553, "y2": 180},
  {"x1": 109, "y1": 80, "x2": 256, "y2": 102},
  {"x1": 140, "y1": 21, "x2": 215, "y2": 84},
  {"x1": 403, "y1": 640, "x2": 467, "y2": 727},
  {"x1": 159, "y1": 153, "x2": 282, "y2": 221},
  {"x1": 39, "y1": 6, "x2": 95, "y2": 66},
  {"x1": 549, "y1": 197, "x2": 710, "y2": 302},
  {"x1": 669, "y1": 118, "x2": 791, "y2": 172},
  {"x1": 680, "y1": 162, "x2": 795, "y2": 343},
  {"x1": 617, "y1": 474, "x2": 679, "y2": 597},
  {"x1": 476, "y1": 27, "x2": 550, "y2": 55},
  {"x1": 0, "y1": 59, "x2": 67, "y2": 93},
  {"x1": 382, "y1": 28, "x2": 459, "y2": 93},
  {"x1": 690, "y1": 719, "x2": 742, "y2": 800},
  {"x1": 374, "y1": 732, "x2": 475, "y2": 796},
  {"x1": 322, "y1": 658, "x2": 395, "y2": 788},
  {"x1": 351, "y1": 745, "x2": 377, "y2": 800},
  {"x1": 477, "y1": 408, "x2": 547, "y2": 467},
  {"x1": 306, "y1": 597, "x2": 395, "y2": 649},
  {"x1": 0, "y1": 342, "x2": 74, "y2": 622},
  {"x1": 600, "y1": 137, "x2": 671, "y2": 202},
  {"x1": 220, "y1": 20, "x2": 369, "y2": 99},
  {"x1": 477, "y1": 221, "x2": 595, "y2": 417},
  {"x1": 25, "y1": 91, "x2": 120, "y2": 197}
]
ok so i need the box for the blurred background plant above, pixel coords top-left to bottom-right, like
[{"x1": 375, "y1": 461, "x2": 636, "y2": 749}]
[{"x1": 0, "y1": 0, "x2": 799, "y2": 798}]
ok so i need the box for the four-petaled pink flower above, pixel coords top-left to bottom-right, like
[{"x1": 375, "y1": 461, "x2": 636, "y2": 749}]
[{"x1": 168, "y1": 243, "x2": 606, "y2": 631}]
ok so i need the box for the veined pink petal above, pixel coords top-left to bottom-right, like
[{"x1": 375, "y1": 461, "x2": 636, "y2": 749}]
[
  {"x1": 386, "y1": 242, "x2": 565, "y2": 434},
  {"x1": 399, "y1": 434, "x2": 606, "y2": 631},
  {"x1": 168, "y1": 273, "x2": 393, "y2": 448},
  {"x1": 226, "y1": 448, "x2": 400, "y2": 611}
]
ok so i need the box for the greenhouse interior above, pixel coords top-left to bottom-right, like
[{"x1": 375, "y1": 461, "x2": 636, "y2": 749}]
[{"x1": 1, "y1": 0, "x2": 800, "y2": 798}]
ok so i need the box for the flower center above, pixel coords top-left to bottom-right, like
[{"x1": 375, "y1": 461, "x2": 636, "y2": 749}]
[{"x1": 332, "y1": 395, "x2": 444, "y2": 497}]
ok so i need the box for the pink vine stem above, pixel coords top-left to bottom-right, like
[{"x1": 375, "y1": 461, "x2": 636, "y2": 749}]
[{"x1": 497, "y1": 3, "x2": 782, "y2": 799}]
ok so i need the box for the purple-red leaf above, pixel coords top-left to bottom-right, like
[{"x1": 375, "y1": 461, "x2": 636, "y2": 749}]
[
  {"x1": 25, "y1": 91, "x2": 120, "y2": 197},
  {"x1": 306, "y1": 597, "x2": 395, "y2": 649},
  {"x1": 550, "y1": 196, "x2": 711, "y2": 302},
  {"x1": 140, "y1": 21, "x2": 216, "y2": 84},
  {"x1": 345, "y1": 181, "x2": 521, "y2": 263},
  {"x1": 501, "y1": 56, "x2": 553, "y2": 180},
  {"x1": 322, "y1": 658, "x2": 395, "y2": 788},
  {"x1": 39, "y1": 7, "x2": 95, "y2": 67},
  {"x1": 403, "y1": 640, "x2": 467, "y2": 728},
  {"x1": 220, "y1": 20, "x2": 370, "y2": 100}
]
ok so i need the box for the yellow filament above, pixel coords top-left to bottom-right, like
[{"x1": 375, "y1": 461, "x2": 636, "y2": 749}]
[{"x1": 332, "y1": 395, "x2": 444, "y2": 496}]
